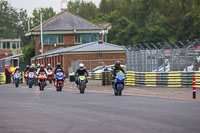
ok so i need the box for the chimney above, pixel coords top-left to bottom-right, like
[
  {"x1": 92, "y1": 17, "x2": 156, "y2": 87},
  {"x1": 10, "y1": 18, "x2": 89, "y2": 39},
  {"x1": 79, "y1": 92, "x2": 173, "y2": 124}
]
[{"x1": 61, "y1": 0, "x2": 68, "y2": 11}]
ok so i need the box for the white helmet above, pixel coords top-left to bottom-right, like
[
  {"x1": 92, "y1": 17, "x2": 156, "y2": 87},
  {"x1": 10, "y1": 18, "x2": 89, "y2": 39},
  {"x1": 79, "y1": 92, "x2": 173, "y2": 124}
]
[
  {"x1": 79, "y1": 63, "x2": 84, "y2": 69},
  {"x1": 48, "y1": 64, "x2": 51, "y2": 67}
]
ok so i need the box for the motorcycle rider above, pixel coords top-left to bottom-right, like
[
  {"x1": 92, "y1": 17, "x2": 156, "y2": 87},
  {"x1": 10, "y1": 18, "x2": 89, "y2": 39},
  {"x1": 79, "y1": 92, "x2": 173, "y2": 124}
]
[
  {"x1": 12, "y1": 66, "x2": 22, "y2": 83},
  {"x1": 46, "y1": 63, "x2": 53, "y2": 71},
  {"x1": 111, "y1": 61, "x2": 125, "y2": 88},
  {"x1": 54, "y1": 62, "x2": 65, "y2": 86},
  {"x1": 75, "y1": 63, "x2": 88, "y2": 87},
  {"x1": 36, "y1": 63, "x2": 40, "y2": 72},
  {"x1": 36, "y1": 64, "x2": 48, "y2": 85},
  {"x1": 24, "y1": 65, "x2": 30, "y2": 73}
]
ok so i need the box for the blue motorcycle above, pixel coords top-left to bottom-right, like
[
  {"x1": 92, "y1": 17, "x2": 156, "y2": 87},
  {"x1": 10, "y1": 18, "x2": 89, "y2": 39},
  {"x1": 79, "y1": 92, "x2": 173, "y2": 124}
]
[
  {"x1": 14, "y1": 72, "x2": 21, "y2": 88},
  {"x1": 55, "y1": 72, "x2": 65, "y2": 91},
  {"x1": 113, "y1": 71, "x2": 126, "y2": 96},
  {"x1": 28, "y1": 72, "x2": 35, "y2": 88}
]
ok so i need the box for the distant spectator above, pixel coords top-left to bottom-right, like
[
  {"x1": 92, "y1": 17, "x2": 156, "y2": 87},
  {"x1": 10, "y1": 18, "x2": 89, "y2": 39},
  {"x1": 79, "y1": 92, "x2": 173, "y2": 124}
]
[{"x1": 4, "y1": 65, "x2": 12, "y2": 84}]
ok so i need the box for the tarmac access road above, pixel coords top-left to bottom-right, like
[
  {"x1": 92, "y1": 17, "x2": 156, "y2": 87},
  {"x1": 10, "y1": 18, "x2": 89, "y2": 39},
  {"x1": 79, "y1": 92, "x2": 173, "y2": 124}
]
[{"x1": 0, "y1": 83, "x2": 200, "y2": 133}]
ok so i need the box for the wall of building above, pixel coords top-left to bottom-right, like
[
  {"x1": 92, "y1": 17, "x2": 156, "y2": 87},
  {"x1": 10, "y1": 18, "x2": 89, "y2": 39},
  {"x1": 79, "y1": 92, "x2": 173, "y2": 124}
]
[
  {"x1": 0, "y1": 50, "x2": 12, "y2": 59},
  {"x1": 32, "y1": 52, "x2": 126, "y2": 75}
]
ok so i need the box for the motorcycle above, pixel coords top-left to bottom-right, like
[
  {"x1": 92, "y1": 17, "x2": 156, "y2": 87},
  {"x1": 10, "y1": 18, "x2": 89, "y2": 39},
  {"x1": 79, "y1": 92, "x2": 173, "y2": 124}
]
[
  {"x1": 113, "y1": 71, "x2": 125, "y2": 96},
  {"x1": 47, "y1": 69, "x2": 53, "y2": 84},
  {"x1": 77, "y1": 75, "x2": 87, "y2": 94},
  {"x1": 55, "y1": 72, "x2": 65, "y2": 91},
  {"x1": 14, "y1": 72, "x2": 21, "y2": 87},
  {"x1": 28, "y1": 72, "x2": 35, "y2": 88},
  {"x1": 24, "y1": 72, "x2": 28, "y2": 85},
  {"x1": 38, "y1": 72, "x2": 47, "y2": 91}
]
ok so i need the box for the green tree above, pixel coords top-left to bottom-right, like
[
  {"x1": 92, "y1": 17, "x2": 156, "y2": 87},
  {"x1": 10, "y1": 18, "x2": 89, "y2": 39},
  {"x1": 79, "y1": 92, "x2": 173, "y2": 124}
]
[
  {"x1": 32, "y1": 7, "x2": 56, "y2": 28},
  {"x1": 22, "y1": 40, "x2": 35, "y2": 62},
  {"x1": 177, "y1": 6, "x2": 200, "y2": 40}
]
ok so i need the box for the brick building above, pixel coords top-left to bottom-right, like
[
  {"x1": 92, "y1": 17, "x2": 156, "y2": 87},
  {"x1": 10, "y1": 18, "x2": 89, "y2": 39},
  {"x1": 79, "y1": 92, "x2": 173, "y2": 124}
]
[
  {"x1": 0, "y1": 38, "x2": 21, "y2": 59},
  {"x1": 31, "y1": 42, "x2": 126, "y2": 74},
  {"x1": 26, "y1": 10, "x2": 111, "y2": 56},
  {"x1": 27, "y1": 10, "x2": 126, "y2": 74}
]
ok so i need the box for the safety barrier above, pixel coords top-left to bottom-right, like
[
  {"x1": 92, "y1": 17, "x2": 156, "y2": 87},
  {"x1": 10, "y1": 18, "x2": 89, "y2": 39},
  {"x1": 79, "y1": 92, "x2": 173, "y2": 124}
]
[
  {"x1": 0, "y1": 72, "x2": 6, "y2": 84},
  {"x1": 125, "y1": 71, "x2": 200, "y2": 88},
  {"x1": 0, "y1": 72, "x2": 24, "y2": 84},
  {"x1": 88, "y1": 72, "x2": 102, "y2": 80}
]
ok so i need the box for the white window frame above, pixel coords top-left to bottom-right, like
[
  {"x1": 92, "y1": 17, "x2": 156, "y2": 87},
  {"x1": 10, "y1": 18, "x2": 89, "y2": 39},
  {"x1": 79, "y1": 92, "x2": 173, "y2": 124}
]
[
  {"x1": 57, "y1": 35, "x2": 64, "y2": 44},
  {"x1": 75, "y1": 34, "x2": 82, "y2": 44}
]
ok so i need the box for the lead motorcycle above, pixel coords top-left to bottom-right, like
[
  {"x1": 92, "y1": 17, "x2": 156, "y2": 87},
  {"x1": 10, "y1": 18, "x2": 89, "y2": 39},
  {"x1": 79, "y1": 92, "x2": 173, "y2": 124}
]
[
  {"x1": 55, "y1": 72, "x2": 65, "y2": 91},
  {"x1": 38, "y1": 72, "x2": 47, "y2": 91},
  {"x1": 113, "y1": 71, "x2": 125, "y2": 96}
]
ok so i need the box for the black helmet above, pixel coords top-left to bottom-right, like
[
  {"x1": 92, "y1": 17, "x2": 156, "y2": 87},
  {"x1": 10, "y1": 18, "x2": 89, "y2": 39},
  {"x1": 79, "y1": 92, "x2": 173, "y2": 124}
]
[
  {"x1": 115, "y1": 61, "x2": 120, "y2": 68},
  {"x1": 57, "y1": 62, "x2": 61, "y2": 68}
]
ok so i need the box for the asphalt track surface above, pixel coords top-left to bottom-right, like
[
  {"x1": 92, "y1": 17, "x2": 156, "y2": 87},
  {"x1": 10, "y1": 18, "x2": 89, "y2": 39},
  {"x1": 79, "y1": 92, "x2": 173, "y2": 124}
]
[{"x1": 0, "y1": 84, "x2": 200, "y2": 133}]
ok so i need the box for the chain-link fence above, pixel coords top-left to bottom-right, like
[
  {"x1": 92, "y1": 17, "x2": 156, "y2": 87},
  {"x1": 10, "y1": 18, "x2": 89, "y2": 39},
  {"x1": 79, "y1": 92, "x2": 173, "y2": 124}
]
[{"x1": 124, "y1": 39, "x2": 200, "y2": 72}]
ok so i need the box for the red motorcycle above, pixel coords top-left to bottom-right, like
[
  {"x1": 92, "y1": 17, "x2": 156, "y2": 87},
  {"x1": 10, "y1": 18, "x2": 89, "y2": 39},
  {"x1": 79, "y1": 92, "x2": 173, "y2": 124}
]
[
  {"x1": 47, "y1": 69, "x2": 53, "y2": 84},
  {"x1": 38, "y1": 72, "x2": 47, "y2": 91},
  {"x1": 24, "y1": 72, "x2": 28, "y2": 85}
]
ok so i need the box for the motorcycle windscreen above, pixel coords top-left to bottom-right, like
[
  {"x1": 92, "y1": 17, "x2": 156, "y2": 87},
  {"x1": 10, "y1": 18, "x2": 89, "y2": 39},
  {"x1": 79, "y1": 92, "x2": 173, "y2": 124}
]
[{"x1": 79, "y1": 76, "x2": 85, "y2": 81}]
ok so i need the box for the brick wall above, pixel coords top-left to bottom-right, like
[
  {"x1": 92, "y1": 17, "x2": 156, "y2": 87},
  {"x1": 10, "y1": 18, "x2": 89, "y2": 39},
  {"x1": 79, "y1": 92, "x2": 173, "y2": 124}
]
[
  {"x1": 0, "y1": 50, "x2": 12, "y2": 59},
  {"x1": 35, "y1": 35, "x2": 40, "y2": 56},
  {"x1": 63, "y1": 52, "x2": 126, "y2": 74},
  {"x1": 64, "y1": 34, "x2": 75, "y2": 47},
  {"x1": 32, "y1": 52, "x2": 126, "y2": 75},
  {"x1": 35, "y1": 34, "x2": 76, "y2": 56}
]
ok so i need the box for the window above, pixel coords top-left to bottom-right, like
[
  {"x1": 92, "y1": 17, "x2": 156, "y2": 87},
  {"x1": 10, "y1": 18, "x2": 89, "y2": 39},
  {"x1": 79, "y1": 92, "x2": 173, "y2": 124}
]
[
  {"x1": 3, "y1": 42, "x2": 6, "y2": 49},
  {"x1": 43, "y1": 35, "x2": 64, "y2": 45},
  {"x1": 17, "y1": 43, "x2": 19, "y2": 49},
  {"x1": 6, "y1": 42, "x2": 10, "y2": 49},
  {"x1": 75, "y1": 34, "x2": 99, "y2": 44},
  {"x1": 12, "y1": 43, "x2": 16, "y2": 49},
  {"x1": 75, "y1": 34, "x2": 81, "y2": 44},
  {"x1": 43, "y1": 35, "x2": 57, "y2": 45},
  {"x1": 57, "y1": 35, "x2": 64, "y2": 44}
]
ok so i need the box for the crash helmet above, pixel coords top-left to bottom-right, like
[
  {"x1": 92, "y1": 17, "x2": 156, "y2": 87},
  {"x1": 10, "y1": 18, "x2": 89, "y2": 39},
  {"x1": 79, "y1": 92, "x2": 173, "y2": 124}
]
[
  {"x1": 79, "y1": 63, "x2": 84, "y2": 70},
  {"x1": 115, "y1": 61, "x2": 121, "y2": 68},
  {"x1": 37, "y1": 63, "x2": 40, "y2": 68},
  {"x1": 31, "y1": 63, "x2": 35, "y2": 68},
  {"x1": 15, "y1": 66, "x2": 19, "y2": 70},
  {"x1": 48, "y1": 64, "x2": 51, "y2": 67},
  {"x1": 40, "y1": 64, "x2": 45, "y2": 71},
  {"x1": 56, "y1": 62, "x2": 61, "y2": 68}
]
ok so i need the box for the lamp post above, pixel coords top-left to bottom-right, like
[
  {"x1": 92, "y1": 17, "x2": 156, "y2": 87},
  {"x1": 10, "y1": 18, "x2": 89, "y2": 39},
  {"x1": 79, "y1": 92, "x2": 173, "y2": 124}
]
[{"x1": 40, "y1": 11, "x2": 44, "y2": 55}]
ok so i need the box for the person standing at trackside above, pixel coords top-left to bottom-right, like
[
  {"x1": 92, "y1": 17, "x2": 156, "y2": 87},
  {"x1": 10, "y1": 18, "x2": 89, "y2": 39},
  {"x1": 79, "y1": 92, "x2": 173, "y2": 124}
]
[
  {"x1": 111, "y1": 61, "x2": 125, "y2": 87},
  {"x1": 54, "y1": 62, "x2": 65, "y2": 86},
  {"x1": 4, "y1": 65, "x2": 12, "y2": 84},
  {"x1": 75, "y1": 63, "x2": 89, "y2": 87}
]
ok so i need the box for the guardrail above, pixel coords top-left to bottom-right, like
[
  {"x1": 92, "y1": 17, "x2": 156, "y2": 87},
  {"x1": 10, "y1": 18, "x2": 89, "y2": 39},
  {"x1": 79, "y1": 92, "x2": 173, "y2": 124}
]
[
  {"x1": 0, "y1": 72, "x2": 6, "y2": 84},
  {"x1": 125, "y1": 71, "x2": 200, "y2": 87},
  {"x1": 88, "y1": 72, "x2": 102, "y2": 80}
]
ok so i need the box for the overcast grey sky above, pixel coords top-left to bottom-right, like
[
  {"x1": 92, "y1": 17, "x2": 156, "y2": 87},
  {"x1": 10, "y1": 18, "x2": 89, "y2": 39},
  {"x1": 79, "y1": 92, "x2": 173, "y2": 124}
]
[{"x1": 8, "y1": 0, "x2": 101, "y2": 16}]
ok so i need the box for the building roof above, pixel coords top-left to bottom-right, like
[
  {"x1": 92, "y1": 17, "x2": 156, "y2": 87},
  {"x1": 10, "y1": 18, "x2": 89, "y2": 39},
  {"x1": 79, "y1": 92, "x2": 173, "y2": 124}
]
[
  {"x1": 28, "y1": 10, "x2": 103, "y2": 34},
  {"x1": 32, "y1": 42, "x2": 125, "y2": 59},
  {"x1": 0, "y1": 53, "x2": 23, "y2": 60}
]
